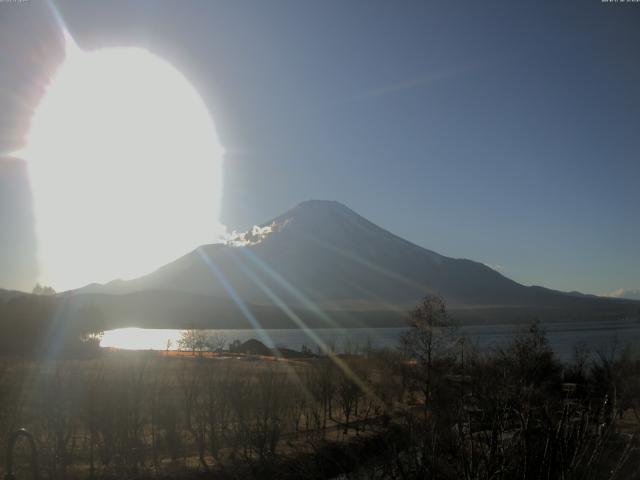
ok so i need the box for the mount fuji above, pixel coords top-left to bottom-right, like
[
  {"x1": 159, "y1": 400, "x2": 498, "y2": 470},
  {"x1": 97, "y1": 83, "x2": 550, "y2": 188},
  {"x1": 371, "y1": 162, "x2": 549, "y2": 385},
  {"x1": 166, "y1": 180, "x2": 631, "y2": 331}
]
[{"x1": 67, "y1": 200, "x2": 640, "y2": 329}]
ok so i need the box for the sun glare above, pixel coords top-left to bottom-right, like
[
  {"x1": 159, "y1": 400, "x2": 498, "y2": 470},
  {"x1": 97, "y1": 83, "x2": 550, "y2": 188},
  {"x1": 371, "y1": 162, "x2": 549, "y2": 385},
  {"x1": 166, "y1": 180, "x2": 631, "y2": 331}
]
[{"x1": 21, "y1": 34, "x2": 225, "y2": 291}]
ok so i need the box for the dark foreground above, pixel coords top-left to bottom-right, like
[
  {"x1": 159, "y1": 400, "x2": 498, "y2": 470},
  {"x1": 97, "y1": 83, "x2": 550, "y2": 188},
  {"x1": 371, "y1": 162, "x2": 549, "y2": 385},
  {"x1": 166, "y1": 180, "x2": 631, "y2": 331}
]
[{"x1": 1, "y1": 300, "x2": 640, "y2": 479}]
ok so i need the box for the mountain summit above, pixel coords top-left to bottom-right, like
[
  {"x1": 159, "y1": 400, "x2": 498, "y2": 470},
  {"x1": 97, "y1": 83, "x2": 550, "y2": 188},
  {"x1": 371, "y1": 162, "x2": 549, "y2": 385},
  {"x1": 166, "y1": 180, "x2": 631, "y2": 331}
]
[{"x1": 72, "y1": 200, "x2": 639, "y2": 328}]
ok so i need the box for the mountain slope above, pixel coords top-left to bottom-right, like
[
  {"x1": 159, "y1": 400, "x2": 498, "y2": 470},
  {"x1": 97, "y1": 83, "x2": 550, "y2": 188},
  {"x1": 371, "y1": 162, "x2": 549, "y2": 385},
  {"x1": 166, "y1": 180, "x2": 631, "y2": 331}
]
[
  {"x1": 72, "y1": 200, "x2": 640, "y2": 327},
  {"x1": 0, "y1": 288, "x2": 29, "y2": 303}
]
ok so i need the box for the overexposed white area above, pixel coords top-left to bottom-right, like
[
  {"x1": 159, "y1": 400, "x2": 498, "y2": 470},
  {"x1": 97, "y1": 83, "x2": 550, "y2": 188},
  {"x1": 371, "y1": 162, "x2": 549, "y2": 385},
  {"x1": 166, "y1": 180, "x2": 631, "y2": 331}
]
[
  {"x1": 100, "y1": 328, "x2": 184, "y2": 351},
  {"x1": 20, "y1": 33, "x2": 225, "y2": 291}
]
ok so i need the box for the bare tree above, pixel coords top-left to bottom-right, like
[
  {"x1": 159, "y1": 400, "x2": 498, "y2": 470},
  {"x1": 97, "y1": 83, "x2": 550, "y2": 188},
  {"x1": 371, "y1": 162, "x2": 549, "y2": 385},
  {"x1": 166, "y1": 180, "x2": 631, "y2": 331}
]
[
  {"x1": 306, "y1": 359, "x2": 336, "y2": 433},
  {"x1": 177, "y1": 329, "x2": 208, "y2": 356},
  {"x1": 32, "y1": 283, "x2": 56, "y2": 296},
  {"x1": 206, "y1": 331, "x2": 227, "y2": 353},
  {"x1": 335, "y1": 363, "x2": 366, "y2": 434},
  {"x1": 400, "y1": 295, "x2": 457, "y2": 410}
]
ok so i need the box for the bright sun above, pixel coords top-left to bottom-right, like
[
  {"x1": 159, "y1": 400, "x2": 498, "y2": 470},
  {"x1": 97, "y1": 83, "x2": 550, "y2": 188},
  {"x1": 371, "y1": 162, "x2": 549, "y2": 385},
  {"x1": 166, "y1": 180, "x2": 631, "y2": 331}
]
[{"x1": 21, "y1": 34, "x2": 225, "y2": 291}]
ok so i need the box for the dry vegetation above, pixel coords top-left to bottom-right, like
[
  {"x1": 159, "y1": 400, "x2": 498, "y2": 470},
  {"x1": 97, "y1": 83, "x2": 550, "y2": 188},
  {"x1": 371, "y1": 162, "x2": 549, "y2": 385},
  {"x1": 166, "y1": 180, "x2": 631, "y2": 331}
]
[{"x1": 0, "y1": 297, "x2": 639, "y2": 479}]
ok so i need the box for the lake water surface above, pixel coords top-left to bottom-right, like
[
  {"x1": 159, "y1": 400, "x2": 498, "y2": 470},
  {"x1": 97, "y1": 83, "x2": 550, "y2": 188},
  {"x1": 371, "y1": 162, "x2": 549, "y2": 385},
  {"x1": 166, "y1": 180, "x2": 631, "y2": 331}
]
[{"x1": 101, "y1": 318, "x2": 640, "y2": 361}]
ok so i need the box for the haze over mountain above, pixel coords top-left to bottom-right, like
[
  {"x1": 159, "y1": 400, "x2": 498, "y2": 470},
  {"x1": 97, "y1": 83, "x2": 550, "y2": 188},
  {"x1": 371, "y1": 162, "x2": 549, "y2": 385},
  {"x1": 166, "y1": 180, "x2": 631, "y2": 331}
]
[
  {"x1": 606, "y1": 289, "x2": 640, "y2": 301},
  {"x1": 67, "y1": 200, "x2": 639, "y2": 329}
]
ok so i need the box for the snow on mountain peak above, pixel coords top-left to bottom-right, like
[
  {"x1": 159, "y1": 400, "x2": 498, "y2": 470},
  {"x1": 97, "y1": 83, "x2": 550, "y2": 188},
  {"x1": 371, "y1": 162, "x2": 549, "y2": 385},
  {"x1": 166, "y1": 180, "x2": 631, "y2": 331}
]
[{"x1": 226, "y1": 220, "x2": 289, "y2": 247}]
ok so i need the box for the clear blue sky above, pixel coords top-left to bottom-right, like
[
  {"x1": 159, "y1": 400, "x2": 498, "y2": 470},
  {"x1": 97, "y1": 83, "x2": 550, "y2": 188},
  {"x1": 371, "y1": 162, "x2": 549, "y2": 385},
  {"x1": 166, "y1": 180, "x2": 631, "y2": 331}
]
[{"x1": 0, "y1": 0, "x2": 638, "y2": 295}]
